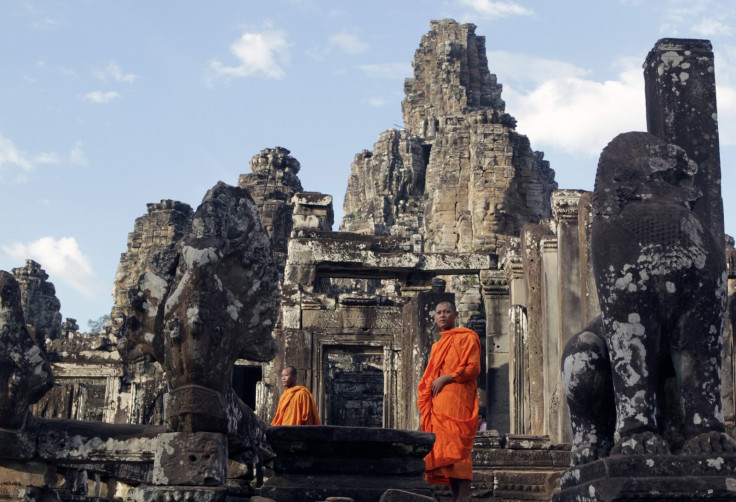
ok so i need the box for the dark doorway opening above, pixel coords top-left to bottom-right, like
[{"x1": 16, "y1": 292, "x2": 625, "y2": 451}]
[
  {"x1": 325, "y1": 348, "x2": 384, "y2": 427},
  {"x1": 232, "y1": 365, "x2": 262, "y2": 410}
]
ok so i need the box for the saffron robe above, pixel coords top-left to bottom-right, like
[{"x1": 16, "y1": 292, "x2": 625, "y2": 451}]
[
  {"x1": 417, "y1": 327, "x2": 481, "y2": 485},
  {"x1": 271, "y1": 385, "x2": 321, "y2": 426}
]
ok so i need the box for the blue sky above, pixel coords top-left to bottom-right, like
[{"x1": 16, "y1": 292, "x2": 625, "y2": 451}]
[{"x1": 1, "y1": 0, "x2": 735, "y2": 328}]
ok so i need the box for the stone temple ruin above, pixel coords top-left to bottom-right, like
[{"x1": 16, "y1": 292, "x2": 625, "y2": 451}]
[{"x1": 2, "y1": 19, "x2": 736, "y2": 502}]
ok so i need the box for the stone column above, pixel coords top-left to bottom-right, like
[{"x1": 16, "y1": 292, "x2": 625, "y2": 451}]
[
  {"x1": 644, "y1": 38, "x2": 724, "y2": 249},
  {"x1": 521, "y1": 224, "x2": 554, "y2": 435},
  {"x1": 541, "y1": 236, "x2": 562, "y2": 443},
  {"x1": 481, "y1": 270, "x2": 510, "y2": 433},
  {"x1": 501, "y1": 239, "x2": 528, "y2": 434},
  {"x1": 552, "y1": 190, "x2": 585, "y2": 443}
]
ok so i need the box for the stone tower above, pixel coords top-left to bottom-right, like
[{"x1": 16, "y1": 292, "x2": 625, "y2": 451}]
[
  {"x1": 11, "y1": 259, "x2": 62, "y2": 347},
  {"x1": 238, "y1": 147, "x2": 304, "y2": 275},
  {"x1": 342, "y1": 19, "x2": 557, "y2": 254},
  {"x1": 111, "y1": 199, "x2": 193, "y2": 361}
]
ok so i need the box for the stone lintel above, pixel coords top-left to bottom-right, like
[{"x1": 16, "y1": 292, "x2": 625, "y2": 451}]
[
  {"x1": 51, "y1": 362, "x2": 121, "y2": 378},
  {"x1": 288, "y1": 233, "x2": 496, "y2": 278},
  {"x1": 32, "y1": 418, "x2": 161, "y2": 463}
]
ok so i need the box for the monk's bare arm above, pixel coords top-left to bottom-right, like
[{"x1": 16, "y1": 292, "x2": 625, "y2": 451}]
[{"x1": 431, "y1": 374, "x2": 454, "y2": 396}]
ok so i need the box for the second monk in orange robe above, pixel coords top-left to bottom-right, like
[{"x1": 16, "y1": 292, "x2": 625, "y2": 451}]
[
  {"x1": 271, "y1": 366, "x2": 321, "y2": 426},
  {"x1": 418, "y1": 301, "x2": 481, "y2": 502}
]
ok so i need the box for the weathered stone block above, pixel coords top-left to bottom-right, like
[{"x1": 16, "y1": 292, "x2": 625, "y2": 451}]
[
  {"x1": 152, "y1": 432, "x2": 227, "y2": 486},
  {"x1": 555, "y1": 454, "x2": 736, "y2": 501},
  {"x1": 164, "y1": 386, "x2": 228, "y2": 433}
]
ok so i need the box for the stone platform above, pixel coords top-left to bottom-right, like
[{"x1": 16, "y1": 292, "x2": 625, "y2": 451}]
[
  {"x1": 554, "y1": 454, "x2": 736, "y2": 501},
  {"x1": 260, "y1": 425, "x2": 434, "y2": 502}
]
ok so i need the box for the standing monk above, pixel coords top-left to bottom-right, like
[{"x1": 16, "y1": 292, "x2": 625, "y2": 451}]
[
  {"x1": 271, "y1": 366, "x2": 321, "y2": 426},
  {"x1": 418, "y1": 301, "x2": 481, "y2": 502}
]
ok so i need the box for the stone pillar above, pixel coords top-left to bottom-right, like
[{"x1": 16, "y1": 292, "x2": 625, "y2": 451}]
[
  {"x1": 501, "y1": 239, "x2": 528, "y2": 434},
  {"x1": 644, "y1": 38, "x2": 724, "y2": 249},
  {"x1": 552, "y1": 190, "x2": 585, "y2": 443},
  {"x1": 480, "y1": 270, "x2": 510, "y2": 433},
  {"x1": 521, "y1": 224, "x2": 554, "y2": 435},
  {"x1": 540, "y1": 236, "x2": 563, "y2": 443}
]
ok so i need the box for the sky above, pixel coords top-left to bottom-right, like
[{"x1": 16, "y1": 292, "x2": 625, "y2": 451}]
[{"x1": 1, "y1": 0, "x2": 736, "y2": 330}]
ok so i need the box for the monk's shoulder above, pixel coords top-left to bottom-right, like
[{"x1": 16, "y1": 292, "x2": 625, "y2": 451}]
[{"x1": 455, "y1": 328, "x2": 480, "y2": 346}]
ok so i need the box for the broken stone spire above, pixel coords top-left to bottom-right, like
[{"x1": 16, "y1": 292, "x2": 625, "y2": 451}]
[
  {"x1": 238, "y1": 146, "x2": 304, "y2": 276},
  {"x1": 342, "y1": 19, "x2": 556, "y2": 254},
  {"x1": 112, "y1": 199, "x2": 193, "y2": 363},
  {"x1": 402, "y1": 18, "x2": 506, "y2": 138},
  {"x1": 0, "y1": 271, "x2": 54, "y2": 429},
  {"x1": 11, "y1": 259, "x2": 62, "y2": 348}
]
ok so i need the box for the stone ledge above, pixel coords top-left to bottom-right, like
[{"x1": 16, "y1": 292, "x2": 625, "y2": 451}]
[{"x1": 555, "y1": 454, "x2": 736, "y2": 501}]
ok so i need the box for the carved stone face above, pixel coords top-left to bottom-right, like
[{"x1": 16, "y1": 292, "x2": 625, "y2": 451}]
[{"x1": 490, "y1": 202, "x2": 508, "y2": 233}]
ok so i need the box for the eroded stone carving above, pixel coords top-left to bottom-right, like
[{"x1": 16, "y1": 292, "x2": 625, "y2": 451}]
[
  {"x1": 342, "y1": 19, "x2": 557, "y2": 257},
  {"x1": 562, "y1": 131, "x2": 732, "y2": 466},
  {"x1": 0, "y1": 271, "x2": 54, "y2": 429},
  {"x1": 11, "y1": 260, "x2": 61, "y2": 349},
  {"x1": 238, "y1": 147, "x2": 304, "y2": 276}
]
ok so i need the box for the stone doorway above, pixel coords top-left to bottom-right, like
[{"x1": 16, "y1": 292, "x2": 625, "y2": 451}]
[
  {"x1": 232, "y1": 365, "x2": 262, "y2": 410},
  {"x1": 324, "y1": 346, "x2": 384, "y2": 427}
]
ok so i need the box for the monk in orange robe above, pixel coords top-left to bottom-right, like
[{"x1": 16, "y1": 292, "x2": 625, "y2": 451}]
[
  {"x1": 271, "y1": 366, "x2": 321, "y2": 426},
  {"x1": 418, "y1": 301, "x2": 481, "y2": 502}
]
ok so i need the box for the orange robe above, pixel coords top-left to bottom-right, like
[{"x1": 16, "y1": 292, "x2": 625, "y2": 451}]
[
  {"x1": 271, "y1": 385, "x2": 321, "y2": 426},
  {"x1": 417, "y1": 327, "x2": 481, "y2": 485}
]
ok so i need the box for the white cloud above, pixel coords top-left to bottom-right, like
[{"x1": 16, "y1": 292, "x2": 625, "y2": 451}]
[
  {"x1": 69, "y1": 141, "x2": 89, "y2": 166},
  {"x1": 486, "y1": 50, "x2": 591, "y2": 90},
  {"x1": 32, "y1": 18, "x2": 58, "y2": 30},
  {"x1": 33, "y1": 152, "x2": 60, "y2": 165},
  {"x1": 367, "y1": 96, "x2": 389, "y2": 107},
  {"x1": 208, "y1": 29, "x2": 290, "y2": 83},
  {"x1": 506, "y1": 60, "x2": 646, "y2": 156},
  {"x1": 2, "y1": 237, "x2": 95, "y2": 296},
  {"x1": 0, "y1": 135, "x2": 34, "y2": 174},
  {"x1": 659, "y1": 0, "x2": 736, "y2": 36},
  {"x1": 355, "y1": 63, "x2": 412, "y2": 79},
  {"x1": 83, "y1": 91, "x2": 120, "y2": 104},
  {"x1": 458, "y1": 0, "x2": 534, "y2": 19},
  {"x1": 330, "y1": 32, "x2": 369, "y2": 55},
  {"x1": 106, "y1": 62, "x2": 138, "y2": 83},
  {"x1": 0, "y1": 136, "x2": 90, "y2": 180}
]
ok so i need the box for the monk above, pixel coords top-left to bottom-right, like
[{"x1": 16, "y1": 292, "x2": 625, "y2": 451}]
[
  {"x1": 418, "y1": 301, "x2": 481, "y2": 502},
  {"x1": 271, "y1": 365, "x2": 321, "y2": 426}
]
